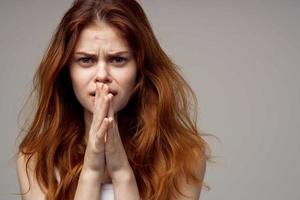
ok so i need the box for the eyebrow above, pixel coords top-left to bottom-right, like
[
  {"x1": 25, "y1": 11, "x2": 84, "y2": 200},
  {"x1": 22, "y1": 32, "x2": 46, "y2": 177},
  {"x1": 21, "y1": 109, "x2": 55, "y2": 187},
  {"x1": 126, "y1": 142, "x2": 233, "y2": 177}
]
[{"x1": 74, "y1": 51, "x2": 130, "y2": 57}]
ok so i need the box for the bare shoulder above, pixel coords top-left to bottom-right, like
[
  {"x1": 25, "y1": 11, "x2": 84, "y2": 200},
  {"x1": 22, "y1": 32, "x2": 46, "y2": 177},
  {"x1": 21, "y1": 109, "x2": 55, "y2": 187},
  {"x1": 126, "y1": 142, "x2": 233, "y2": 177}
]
[
  {"x1": 174, "y1": 153, "x2": 206, "y2": 200},
  {"x1": 16, "y1": 152, "x2": 45, "y2": 200}
]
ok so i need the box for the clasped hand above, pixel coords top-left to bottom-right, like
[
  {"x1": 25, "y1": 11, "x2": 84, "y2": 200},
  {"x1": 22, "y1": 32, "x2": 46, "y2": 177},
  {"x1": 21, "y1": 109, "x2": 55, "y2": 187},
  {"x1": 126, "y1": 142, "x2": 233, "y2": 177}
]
[{"x1": 82, "y1": 82, "x2": 132, "y2": 183}]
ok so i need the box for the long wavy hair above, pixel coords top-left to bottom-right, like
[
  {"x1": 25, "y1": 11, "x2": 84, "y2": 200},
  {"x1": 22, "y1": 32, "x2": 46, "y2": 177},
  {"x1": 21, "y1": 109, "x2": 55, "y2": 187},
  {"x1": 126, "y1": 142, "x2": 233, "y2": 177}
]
[{"x1": 18, "y1": 0, "x2": 211, "y2": 199}]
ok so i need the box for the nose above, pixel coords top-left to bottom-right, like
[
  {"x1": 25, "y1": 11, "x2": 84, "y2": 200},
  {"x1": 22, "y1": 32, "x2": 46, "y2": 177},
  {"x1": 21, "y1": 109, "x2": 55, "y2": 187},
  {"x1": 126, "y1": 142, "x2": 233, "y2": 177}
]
[{"x1": 94, "y1": 61, "x2": 111, "y2": 84}]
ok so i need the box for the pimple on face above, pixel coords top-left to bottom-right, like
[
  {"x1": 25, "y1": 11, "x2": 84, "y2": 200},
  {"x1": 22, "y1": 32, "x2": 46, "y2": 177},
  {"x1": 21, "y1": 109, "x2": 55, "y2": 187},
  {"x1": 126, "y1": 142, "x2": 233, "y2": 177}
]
[
  {"x1": 73, "y1": 23, "x2": 131, "y2": 59},
  {"x1": 94, "y1": 35, "x2": 104, "y2": 41},
  {"x1": 69, "y1": 22, "x2": 138, "y2": 118}
]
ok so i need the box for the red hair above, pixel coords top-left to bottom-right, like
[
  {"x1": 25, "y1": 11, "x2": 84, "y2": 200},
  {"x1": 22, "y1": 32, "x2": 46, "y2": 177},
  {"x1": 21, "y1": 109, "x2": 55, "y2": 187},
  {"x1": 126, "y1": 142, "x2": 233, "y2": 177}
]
[{"x1": 18, "y1": 0, "x2": 211, "y2": 199}]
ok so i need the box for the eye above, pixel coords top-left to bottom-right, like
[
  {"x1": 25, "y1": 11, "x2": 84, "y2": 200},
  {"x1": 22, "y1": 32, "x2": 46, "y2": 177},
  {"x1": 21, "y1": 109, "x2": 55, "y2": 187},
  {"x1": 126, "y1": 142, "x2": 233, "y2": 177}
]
[
  {"x1": 77, "y1": 57, "x2": 96, "y2": 65},
  {"x1": 109, "y1": 56, "x2": 127, "y2": 65}
]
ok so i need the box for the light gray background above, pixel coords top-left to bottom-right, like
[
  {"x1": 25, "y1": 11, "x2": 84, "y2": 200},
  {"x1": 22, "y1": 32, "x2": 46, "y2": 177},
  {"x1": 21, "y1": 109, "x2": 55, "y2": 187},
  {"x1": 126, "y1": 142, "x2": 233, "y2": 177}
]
[{"x1": 0, "y1": 0, "x2": 299, "y2": 199}]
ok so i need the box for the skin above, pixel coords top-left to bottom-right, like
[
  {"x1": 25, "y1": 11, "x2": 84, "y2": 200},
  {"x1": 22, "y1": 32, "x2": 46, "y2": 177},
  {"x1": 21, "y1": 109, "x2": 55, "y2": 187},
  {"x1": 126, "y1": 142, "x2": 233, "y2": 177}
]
[
  {"x1": 69, "y1": 21, "x2": 140, "y2": 198},
  {"x1": 16, "y1": 21, "x2": 205, "y2": 200},
  {"x1": 69, "y1": 21, "x2": 137, "y2": 141}
]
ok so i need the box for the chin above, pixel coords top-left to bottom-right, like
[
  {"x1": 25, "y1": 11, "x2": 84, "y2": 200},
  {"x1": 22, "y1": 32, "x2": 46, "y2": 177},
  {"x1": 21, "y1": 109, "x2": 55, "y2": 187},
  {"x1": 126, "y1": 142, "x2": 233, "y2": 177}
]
[{"x1": 115, "y1": 99, "x2": 131, "y2": 113}]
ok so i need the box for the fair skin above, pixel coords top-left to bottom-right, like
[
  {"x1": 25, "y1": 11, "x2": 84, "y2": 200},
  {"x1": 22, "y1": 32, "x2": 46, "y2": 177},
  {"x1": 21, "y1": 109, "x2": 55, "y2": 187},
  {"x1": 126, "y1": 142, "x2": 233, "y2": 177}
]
[
  {"x1": 69, "y1": 21, "x2": 138, "y2": 184},
  {"x1": 16, "y1": 21, "x2": 206, "y2": 200},
  {"x1": 70, "y1": 22, "x2": 139, "y2": 200}
]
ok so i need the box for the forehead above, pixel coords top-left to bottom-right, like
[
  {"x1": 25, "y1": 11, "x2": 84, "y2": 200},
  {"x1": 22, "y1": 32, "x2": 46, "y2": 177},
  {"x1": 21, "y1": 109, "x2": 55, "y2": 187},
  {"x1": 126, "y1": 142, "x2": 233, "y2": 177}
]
[{"x1": 74, "y1": 22, "x2": 130, "y2": 53}]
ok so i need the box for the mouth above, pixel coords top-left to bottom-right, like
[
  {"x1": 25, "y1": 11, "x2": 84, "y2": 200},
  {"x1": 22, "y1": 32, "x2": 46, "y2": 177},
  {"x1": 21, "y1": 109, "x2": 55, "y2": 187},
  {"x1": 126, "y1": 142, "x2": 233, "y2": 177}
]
[{"x1": 90, "y1": 90, "x2": 118, "y2": 97}]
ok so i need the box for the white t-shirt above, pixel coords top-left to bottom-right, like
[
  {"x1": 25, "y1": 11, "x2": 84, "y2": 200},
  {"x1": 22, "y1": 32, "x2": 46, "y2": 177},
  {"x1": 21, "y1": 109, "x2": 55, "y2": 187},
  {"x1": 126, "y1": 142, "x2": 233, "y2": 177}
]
[
  {"x1": 100, "y1": 184, "x2": 114, "y2": 200},
  {"x1": 55, "y1": 168, "x2": 114, "y2": 200}
]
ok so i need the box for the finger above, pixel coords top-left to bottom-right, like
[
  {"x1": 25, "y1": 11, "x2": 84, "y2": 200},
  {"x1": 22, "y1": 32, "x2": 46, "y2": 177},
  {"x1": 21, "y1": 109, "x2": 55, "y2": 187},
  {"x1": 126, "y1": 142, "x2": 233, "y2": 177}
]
[
  {"x1": 92, "y1": 82, "x2": 103, "y2": 124},
  {"x1": 107, "y1": 93, "x2": 114, "y2": 119},
  {"x1": 105, "y1": 119, "x2": 116, "y2": 153},
  {"x1": 94, "y1": 117, "x2": 110, "y2": 151},
  {"x1": 105, "y1": 112, "x2": 122, "y2": 153},
  {"x1": 102, "y1": 83, "x2": 109, "y2": 97},
  {"x1": 105, "y1": 94, "x2": 114, "y2": 143},
  {"x1": 92, "y1": 83, "x2": 110, "y2": 132},
  {"x1": 104, "y1": 117, "x2": 113, "y2": 143},
  {"x1": 90, "y1": 82, "x2": 102, "y2": 135},
  {"x1": 104, "y1": 95, "x2": 114, "y2": 143}
]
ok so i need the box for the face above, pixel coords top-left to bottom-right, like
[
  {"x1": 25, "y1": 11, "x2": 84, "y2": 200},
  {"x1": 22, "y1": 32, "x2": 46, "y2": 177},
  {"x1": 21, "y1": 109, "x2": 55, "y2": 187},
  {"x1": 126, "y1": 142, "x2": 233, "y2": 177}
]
[{"x1": 69, "y1": 22, "x2": 137, "y2": 118}]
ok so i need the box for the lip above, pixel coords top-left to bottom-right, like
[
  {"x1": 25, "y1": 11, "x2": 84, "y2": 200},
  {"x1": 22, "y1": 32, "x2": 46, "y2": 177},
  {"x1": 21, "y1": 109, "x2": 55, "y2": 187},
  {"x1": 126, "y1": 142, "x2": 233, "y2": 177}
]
[{"x1": 89, "y1": 90, "x2": 118, "y2": 97}]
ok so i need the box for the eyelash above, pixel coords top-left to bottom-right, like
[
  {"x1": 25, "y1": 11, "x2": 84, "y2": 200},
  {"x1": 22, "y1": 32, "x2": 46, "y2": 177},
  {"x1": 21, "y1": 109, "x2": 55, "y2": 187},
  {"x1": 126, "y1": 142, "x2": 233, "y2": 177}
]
[
  {"x1": 78, "y1": 57, "x2": 95, "y2": 64},
  {"x1": 110, "y1": 56, "x2": 127, "y2": 64},
  {"x1": 77, "y1": 56, "x2": 127, "y2": 65}
]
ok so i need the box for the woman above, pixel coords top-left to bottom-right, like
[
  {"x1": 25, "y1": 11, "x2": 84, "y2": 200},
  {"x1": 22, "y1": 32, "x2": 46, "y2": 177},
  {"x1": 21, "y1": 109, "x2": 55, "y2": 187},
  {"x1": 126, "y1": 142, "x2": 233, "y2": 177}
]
[{"x1": 16, "y1": 0, "x2": 210, "y2": 199}]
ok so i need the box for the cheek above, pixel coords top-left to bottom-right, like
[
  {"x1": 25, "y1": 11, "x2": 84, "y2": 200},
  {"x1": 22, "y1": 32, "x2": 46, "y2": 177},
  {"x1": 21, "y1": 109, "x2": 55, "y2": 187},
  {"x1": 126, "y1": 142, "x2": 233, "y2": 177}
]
[
  {"x1": 69, "y1": 68, "x2": 90, "y2": 97},
  {"x1": 114, "y1": 68, "x2": 137, "y2": 111},
  {"x1": 69, "y1": 71, "x2": 81, "y2": 94},
  {"x1": 70, "y1": 67, "x2": 92, "y2": 84},
  {"x1": 122, "y1": 68, "x2": 137, "y2": 92},
  {"x1": 123, "y1": 71, "x2": 136, "y2": 101}
]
